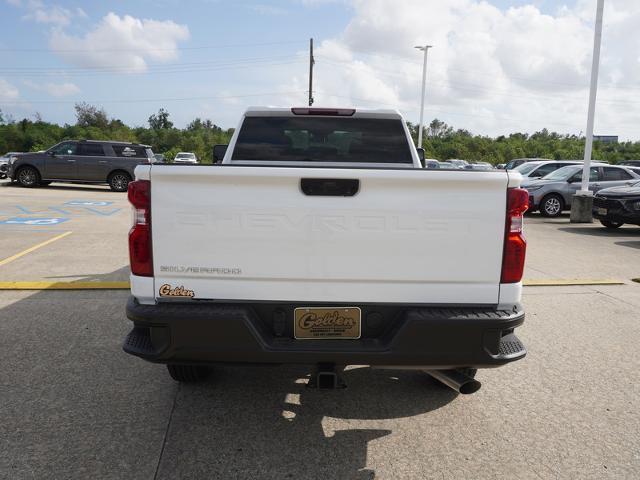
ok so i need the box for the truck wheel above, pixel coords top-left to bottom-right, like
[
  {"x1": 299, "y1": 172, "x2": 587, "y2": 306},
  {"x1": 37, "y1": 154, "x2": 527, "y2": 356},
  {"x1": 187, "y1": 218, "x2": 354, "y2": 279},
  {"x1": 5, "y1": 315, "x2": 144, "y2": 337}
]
[
  {"x1": 600, "y1": 219, "x2": 624, "y2": 229},
  {"x1": 540, "y1": 194, "x2": 564, "y2": 217},
  {"x1": 108, "y1": 171, "x2": 131, "y2": 192},
  {"x1": 16, "y1": 166, "x2": 41, "y2": 188},
  {"x1": 166, "y1": 364, "x2": 210, "y2": 382}
]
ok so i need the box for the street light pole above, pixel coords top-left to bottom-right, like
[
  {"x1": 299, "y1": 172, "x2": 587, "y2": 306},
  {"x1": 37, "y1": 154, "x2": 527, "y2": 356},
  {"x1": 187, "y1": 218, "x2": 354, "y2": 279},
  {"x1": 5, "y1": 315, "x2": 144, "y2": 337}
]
[
  {"x1": 415, "y1": 45, "x2": 432, "y2": 148},
  {"x1": 571, "y1": 0, "x2": 605, "y2": 223}
]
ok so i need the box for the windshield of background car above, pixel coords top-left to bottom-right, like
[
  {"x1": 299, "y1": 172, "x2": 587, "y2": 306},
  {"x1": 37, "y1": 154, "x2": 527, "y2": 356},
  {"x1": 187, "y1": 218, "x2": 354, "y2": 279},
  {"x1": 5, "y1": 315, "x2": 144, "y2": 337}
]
[
  {"x1": 514, "y1": 163, "x2": 540, "y2": 175},
  {"x1": 542, "y1": 165, "x2": 581, "y2": 181},
  {"x1": 231, "y1": 116, "x2": 413, "y2": 164}
]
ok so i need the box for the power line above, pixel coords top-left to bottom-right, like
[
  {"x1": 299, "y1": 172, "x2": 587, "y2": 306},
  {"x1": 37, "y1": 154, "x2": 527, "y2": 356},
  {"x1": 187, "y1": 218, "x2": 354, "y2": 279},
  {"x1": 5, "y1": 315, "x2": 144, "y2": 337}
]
[
  {"x1": 317, "y1": 56, "x2": 640, "y2": 106},
  {"x1": 0, "y1": 90, "x2": 307, "y2": 105},
  {"x1": 2, "y1": 90, "x2": 306, "y2": 105},
  {"x1": 330, "y1": 47, "x2": 640, "y2": 92},
  {"x1": 0, "y1": 54, "x2": 303, "y2": 72},
  {"x1": 0, "y1": 40, "x2": 306, "y2": 53},
  {"x1": 321, "y1": 93, "x2": 587, "y2": 130},
  {"x1": 0, "y1": 55, "x2": 307, "y2": 77}
]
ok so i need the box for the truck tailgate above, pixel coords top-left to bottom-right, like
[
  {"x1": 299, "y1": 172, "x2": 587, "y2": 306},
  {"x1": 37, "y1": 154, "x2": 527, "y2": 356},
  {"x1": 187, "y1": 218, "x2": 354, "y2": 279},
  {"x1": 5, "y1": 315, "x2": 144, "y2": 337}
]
[{"x1": 150, "y1": 166, "x2": 508, "y2": 304}]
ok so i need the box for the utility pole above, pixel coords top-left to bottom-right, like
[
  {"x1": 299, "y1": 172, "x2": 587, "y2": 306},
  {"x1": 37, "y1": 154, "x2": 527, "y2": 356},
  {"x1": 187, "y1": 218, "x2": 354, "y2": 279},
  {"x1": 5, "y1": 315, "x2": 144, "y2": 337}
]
[
  {"x1": 570, "y1": 0, "x2": 604, "y2": 223},
  {"x1": 308, "y1": 38, "x2": 314, "y2": 106},
  {"x1": 415, "y1": 45, "x2": 432, "y2": 148}
]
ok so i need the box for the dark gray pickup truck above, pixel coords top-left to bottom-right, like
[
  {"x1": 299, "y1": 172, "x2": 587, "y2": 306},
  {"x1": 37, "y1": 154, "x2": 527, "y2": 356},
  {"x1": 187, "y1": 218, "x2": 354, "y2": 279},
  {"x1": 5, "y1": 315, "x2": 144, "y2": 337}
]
[{"x1": 9, "y1": 140, "x2": 154, "y2": 192}]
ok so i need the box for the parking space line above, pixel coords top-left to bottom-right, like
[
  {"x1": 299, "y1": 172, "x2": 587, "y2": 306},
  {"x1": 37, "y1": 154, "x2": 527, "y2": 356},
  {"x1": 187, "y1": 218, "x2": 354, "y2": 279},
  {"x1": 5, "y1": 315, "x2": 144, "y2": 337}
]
[
  {"x1": 0, "y1": 231, "x2": 72, "y2": 267},
  {"x1": 0, "y1": 281, "x2": 129, "y2": 290}
]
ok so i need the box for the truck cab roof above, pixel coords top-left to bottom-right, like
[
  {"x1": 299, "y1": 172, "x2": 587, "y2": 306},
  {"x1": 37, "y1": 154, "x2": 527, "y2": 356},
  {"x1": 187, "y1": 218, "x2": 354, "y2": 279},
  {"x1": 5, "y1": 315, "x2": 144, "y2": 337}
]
[{"x1": 243, "y1": 106, "x2": 404, "y2": 119}]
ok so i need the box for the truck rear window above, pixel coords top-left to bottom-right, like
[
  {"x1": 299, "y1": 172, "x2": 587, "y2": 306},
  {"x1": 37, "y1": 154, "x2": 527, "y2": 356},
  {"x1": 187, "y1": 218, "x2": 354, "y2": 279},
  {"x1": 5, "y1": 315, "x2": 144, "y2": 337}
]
[{"x1": 231, "y1": 117, "x2": 413, "y2": 164}]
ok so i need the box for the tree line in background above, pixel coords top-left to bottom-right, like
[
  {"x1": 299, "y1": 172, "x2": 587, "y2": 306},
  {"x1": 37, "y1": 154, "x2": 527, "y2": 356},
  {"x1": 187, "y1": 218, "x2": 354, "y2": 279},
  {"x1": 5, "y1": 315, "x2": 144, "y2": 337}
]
[{"x1": 1, "y1": 104, "x2": 639, "y2": 164}]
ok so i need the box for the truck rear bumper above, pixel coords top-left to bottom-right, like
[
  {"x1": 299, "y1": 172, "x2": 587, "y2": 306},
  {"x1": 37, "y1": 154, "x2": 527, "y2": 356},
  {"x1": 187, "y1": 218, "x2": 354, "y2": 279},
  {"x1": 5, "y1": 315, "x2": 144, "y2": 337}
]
[{"x1": 124, "y1": 297, "x2": 526, "y2": 369}]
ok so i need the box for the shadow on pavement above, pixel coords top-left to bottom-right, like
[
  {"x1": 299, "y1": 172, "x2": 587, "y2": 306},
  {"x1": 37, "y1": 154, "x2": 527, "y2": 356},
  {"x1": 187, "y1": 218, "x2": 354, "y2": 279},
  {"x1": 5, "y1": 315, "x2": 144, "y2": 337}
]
[
  {"x1": 1, "y1": 181, "x2": 113, "y2": 193},
  {"x1": 558, "y1": 226, "x2": 640, "y2": 237},
  {"x1": 616, "y1": 241, "x2": 640, "y2": 250},
  {"x1": 43, "y1": 266, "x2": 131, "y2": 282},
  {"x1": 0, "y1": 266, "x2": 458, "y2": 480},
  {"x1": 155, "y1": 364, "x2": 456, "y2": 480}
]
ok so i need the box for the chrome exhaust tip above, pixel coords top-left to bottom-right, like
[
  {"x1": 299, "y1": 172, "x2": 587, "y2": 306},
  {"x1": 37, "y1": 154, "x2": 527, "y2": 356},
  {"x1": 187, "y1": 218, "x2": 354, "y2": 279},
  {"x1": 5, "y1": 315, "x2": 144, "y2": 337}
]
[{"x1": 426, "y1": 369, "x2": 482, "y2": 395}]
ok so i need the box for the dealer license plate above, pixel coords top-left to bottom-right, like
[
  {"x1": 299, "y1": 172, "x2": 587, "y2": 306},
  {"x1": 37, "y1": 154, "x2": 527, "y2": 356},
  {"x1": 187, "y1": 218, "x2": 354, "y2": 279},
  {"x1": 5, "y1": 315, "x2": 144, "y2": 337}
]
[
  {"x1": 294, "y1": 307, "x2": 361, "y2": 339},
  {"x1": 597, "y1": 208, "x2": 608, "y2": 215}
]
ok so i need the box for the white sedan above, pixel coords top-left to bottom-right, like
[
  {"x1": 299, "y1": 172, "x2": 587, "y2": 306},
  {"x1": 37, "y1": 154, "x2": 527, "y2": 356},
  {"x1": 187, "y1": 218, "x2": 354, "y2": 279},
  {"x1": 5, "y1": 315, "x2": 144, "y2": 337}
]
[{"x1": 173, "y1": 152, "x2": 198, "y2": 164}]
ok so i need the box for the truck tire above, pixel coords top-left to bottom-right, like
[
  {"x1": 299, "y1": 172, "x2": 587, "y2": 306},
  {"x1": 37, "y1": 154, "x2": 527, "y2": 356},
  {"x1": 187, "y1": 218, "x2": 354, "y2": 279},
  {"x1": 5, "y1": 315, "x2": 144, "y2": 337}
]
[
  {"x1": 540, "y1": 194, "x2": 564, "y2": 217},
  {"x1": 166, "y1": 364, "x2": 210, "y2": 382},
  {"x1": 16, "y1": 166, "x2": 41, "y2": 188},
  {"x1": 600, "y1": 219, "x2": 624, "y2": 229},
  {"x1": 108, "y1": 171, "x2": 132, "y2": 192}
]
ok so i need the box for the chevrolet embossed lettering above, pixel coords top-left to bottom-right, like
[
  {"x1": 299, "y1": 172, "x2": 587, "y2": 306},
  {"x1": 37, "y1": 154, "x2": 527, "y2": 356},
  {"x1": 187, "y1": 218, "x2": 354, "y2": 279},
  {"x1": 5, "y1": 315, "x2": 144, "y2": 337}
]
[{"x1": 294, "y1": 307, "x2": 361, "y2": 339}]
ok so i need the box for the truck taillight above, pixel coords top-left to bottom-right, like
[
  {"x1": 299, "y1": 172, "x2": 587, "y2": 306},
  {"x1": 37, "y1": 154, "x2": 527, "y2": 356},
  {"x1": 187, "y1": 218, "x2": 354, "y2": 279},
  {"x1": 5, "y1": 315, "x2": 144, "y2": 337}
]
[
  {"x1": 501, "y1": 188, "x2": 528, "y2": 284},
  {"x1": 128, "y1": 180, "x2": 153, "y2": 277}
]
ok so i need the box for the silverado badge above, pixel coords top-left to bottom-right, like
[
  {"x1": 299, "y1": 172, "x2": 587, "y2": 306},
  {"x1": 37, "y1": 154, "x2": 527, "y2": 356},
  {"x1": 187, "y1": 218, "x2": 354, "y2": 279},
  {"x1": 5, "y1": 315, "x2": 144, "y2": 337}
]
[{"x1": 159, "y1": 284, "x2": 195, "y2": 298}]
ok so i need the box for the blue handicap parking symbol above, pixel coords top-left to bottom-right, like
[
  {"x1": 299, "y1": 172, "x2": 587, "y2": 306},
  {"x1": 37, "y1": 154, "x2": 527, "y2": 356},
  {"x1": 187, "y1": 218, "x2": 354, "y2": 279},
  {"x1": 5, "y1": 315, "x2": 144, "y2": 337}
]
[
  {"x1": 64, "y1": 200, "x2": 113, "y2": 207},
  {"x1": 0, "y1": 217, "x2": 69, "y2": 226}
]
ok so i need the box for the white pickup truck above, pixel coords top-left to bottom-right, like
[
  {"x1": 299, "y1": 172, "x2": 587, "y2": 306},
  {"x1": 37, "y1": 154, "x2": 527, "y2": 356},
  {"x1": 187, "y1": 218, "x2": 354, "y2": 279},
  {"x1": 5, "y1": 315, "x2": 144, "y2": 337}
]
[{"x1": 123, "y1": 107, "x2": 528, "y2": 394}]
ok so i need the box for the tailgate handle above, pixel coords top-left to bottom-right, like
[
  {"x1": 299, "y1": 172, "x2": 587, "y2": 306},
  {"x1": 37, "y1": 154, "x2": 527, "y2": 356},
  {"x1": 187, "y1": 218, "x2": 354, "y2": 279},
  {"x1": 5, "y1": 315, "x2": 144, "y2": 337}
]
[{"x1": 300, "y1": 178, "x2": 359, "y2": 196}]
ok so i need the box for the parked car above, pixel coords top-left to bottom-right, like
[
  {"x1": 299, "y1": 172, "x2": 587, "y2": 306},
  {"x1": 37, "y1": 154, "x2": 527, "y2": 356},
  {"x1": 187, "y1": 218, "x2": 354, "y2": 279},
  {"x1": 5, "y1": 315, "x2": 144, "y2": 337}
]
[
  {"x1": 438, "y1": 161, "x2": 455, "y2": 169},
  {"x1": 0, "y1": 152, "x2": 21, "y2": 179},
  {"x1": 619, "y1": 160, "x2": 640, "y2": 167},
  {"x1": 496, "y1": 163, "x2": 506, "y2": 170},
  {"x1": 9, "y1": 140, "x2": 154, "y2": 192},
  {"x1": 424, "y1": 160, "x2": 440, "y2": 169},
  {"x1": 526, "y1": 164, "x2": 639, "y2": 217},
  {"x1": 464, "y1": 162, "x2": 493, "y2": 171},
  {"x1": 593, "y1": 180, "x2": 640, "y2": 228},
  {"x1": 514, "y1": 160, "x2": 585, "y2": 187},
  {"x1": 504, "y1": 158, "x2": 551, "y2": 170},
  {"x1": 153, "y1": 153, "x2": 166, "y2": 164},
  {"x1": 173, "y1": 152, "x2": 198, "y2": 164},
  {"x1": 447, "y1": 159, "x2": 468, "y2": 169},
  {"x1": 123, "y1": 106, "x2": 527, "y2": 391}
]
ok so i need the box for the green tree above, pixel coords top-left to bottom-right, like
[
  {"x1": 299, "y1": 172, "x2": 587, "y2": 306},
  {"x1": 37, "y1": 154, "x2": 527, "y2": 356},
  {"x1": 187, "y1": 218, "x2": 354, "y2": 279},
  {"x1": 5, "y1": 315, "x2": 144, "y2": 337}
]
[
  {"x1": 148, "y1": 108, "x2": 173, "y2": 130},
  {"x1": 74, "y1": 102, "x2": 109, "y2": 129}
]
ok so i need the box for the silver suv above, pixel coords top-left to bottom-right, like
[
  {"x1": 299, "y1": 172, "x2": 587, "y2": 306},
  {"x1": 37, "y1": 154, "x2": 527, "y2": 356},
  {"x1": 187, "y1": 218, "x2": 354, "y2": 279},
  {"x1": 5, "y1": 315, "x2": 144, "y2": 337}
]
[
  {"x1": 526, "y1": 164, "x2": 640, "y2": 217},
  {"x1": 514, "y1": 160, "x2": 585, "y2": 187}
]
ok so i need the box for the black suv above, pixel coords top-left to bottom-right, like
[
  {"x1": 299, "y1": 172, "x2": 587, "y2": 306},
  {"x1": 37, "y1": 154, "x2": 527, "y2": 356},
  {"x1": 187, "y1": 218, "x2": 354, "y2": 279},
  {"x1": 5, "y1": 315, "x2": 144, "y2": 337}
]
[
  {"x1": 593, "y1": 180, "x2": 640, "y2": 228},
  {"x1": 9, "y1": 140, "x2": 154, "y2": 192}
]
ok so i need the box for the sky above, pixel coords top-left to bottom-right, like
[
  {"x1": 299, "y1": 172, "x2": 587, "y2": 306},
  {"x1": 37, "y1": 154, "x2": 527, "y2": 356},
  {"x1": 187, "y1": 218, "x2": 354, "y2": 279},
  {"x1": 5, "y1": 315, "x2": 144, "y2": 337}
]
[{"x1": 0, "y1": 0, "x2": 639, "y2": 139}]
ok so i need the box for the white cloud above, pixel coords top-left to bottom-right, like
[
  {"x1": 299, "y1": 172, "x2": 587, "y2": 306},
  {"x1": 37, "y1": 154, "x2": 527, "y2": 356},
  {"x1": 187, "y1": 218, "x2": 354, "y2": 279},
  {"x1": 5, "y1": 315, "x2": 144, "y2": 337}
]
[
  {"x1": 23, "y1": 80, "x2": 80, "y2": 97},
  {"x1": 49, "y1": 13, "x2": 190, "y2": 73},
  {"x1": 281, "y1": 0, "x2": 640, "y2": 139},
  {"x1": 10, "y1": 0, "x2": 86, "y2": 27},
  {"x1": 0, "y1": 78, "x2": 20, "y2": 101}
]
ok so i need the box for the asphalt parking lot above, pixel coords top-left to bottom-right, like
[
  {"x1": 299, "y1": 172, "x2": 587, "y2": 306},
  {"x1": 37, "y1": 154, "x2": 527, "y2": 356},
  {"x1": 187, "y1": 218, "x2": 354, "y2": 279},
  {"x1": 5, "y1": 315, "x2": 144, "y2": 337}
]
[{"x1": 1, "y1": 180, "x2": 639, "y2": 479}]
